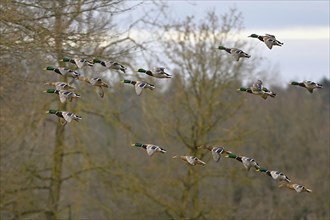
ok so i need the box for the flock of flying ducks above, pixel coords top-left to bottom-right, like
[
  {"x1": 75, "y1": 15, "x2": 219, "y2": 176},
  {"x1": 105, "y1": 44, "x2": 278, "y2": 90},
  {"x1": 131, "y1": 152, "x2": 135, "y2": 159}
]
[{"x1": 43, "y1": 33, "x2": 323, "y2": 193}]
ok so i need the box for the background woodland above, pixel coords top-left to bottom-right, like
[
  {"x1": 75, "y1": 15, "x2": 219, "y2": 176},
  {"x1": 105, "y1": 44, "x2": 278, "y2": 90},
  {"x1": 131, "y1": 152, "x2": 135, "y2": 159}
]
[{"x1": 0, "y1": 1, "x2": 329, "y2": 219}]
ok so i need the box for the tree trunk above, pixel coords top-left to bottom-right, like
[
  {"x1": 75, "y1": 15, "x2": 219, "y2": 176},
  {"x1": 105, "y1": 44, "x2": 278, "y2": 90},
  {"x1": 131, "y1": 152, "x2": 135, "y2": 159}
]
[{"x1": 47, "y1": 1, "x2": 66, "y2": 219}]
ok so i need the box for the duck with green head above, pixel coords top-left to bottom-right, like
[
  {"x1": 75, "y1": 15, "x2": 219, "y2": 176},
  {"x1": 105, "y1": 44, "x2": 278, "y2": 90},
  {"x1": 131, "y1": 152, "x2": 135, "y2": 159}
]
[
  {"x1": 131, "y1": 143, "x2": 166, "y2": 157},
  {"x1": 278, "y1": 182, "x2": 312, "y2": 193},
  {"x1": 198, "y1": 144, "x2": 231, "y2": 162},
  {"x1": 217, "y1": 45, "x2": 251, "y2": 61},
  {"x1": 257, "y1": 167, "x2": 291, "y2": 182},
  {"x1": 93, "y1": 58, "x2": 126, "y2": 73},
  {"x1": 44, "y1": 66, "x2": 80, "y2": 79},
  {"x1": 137, "y1": 67, "x2": 172, "y2": 78},
  {"x1": 60, "y1": 57, "x2": 93, "y2": 68},
  {"x1": 290, "y1": 80, "x2": 323, "y2": 93},
  {"x1": 248, "y1": 33, "x2": 283, "y2": 50},
  {"x1": 44, "y1": 89, "x2": 80, "y2": 103},
  {"x1": 46, "y1": 109, "x2": 82, "y2": 125},
  {"x1": 238, "y1": 80, "x2": 276, "y2": 100},
  {"x1": 226, "y1": 153, "x2": 261, "y2": 171},
  {"x1": 121, "y1": 79, "x2": 155, "y2": 96},
  {"x1": 172, "y1": 155, "x2": 206, "y2": 166}
]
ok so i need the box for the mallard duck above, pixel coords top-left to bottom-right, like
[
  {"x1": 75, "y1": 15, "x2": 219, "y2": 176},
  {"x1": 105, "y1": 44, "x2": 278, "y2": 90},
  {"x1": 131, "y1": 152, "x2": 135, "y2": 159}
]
[
  {"x1": 43, "y1": 89, "x2": 80, "y2": 103},
  {"x1": 131, "y1": 143, "x2": 166, "y2": 156},
  {"x1": 93, "y1": 58, "x2": 126, "y2": 73},
  {"x1": 137, "y1": 67, "x2": 172, "y2": 78},
  {"x1": 121, "y1": 79, "x2": 155, "y2": 96},
  {"x1": 60, "y1": 57, "x2": 93, "y2": 68},
  {"x1": 198, "y1": 145, "x2": 231, "y2": 162},
  {"x1": 79, "y1": 77, "x2": 109, "y2": 98},
  {"x1": 44, "y1": 82, "x2": 76, "y2": 90},
  {"x1": 237, "y1": 80, "x2": 276, "y2": 99},
  {"x1": 217, "y1": 46, "x2": 251, "y2": 61},
  {"x1": 290, "y1": 80, "x2": 323, "y2": 93},
  {"x1": 44, "y1": 66, "x2": 80, "y2": 79},
  {"x1": 257, "y1": 167, "x2": 291, "y2": 182},
  {"x1": 278, "y1": 182, "x2": 312, "y2": 193},
  {"x1": 45, "y1": 109, "x2": 82, "y2": 125},
  {"x1": 248, "y1": 34, "x2": 283, "y2": 50},
  {"x1": 226, "y1": 153, "x2": 260, "y2": 171},
  {"x1": 172, "y1": 155, "x2": 206, "y2": 166}
]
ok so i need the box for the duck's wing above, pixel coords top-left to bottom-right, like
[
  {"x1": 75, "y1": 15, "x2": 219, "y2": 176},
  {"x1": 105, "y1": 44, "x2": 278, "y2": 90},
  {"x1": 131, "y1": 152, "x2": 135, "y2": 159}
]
[
  {"x1": 307, "y1": 88, "x2": 314, "y2": 93},
  {"x1": 260, "y1": 93, "x2": 268, "y2": 99},
  {"x1": 135, "y1": 81, "x2": 147, "y2": 96},
  {"x1": 241, "y1": 157, "x2": 251, "y2": 170},
  {"x1": 58, "y1": 91, "x2": 69, "y2": 103},
  {"x1": 252, "y1": 80, "x2": 263, "y2": 92},
  {"x1": 62, "y1": 112, "x2": 73, "y2": 123},
  {"x1": 197, "y1": 158, "x2": 206, "y2": 165},
  {"x1": 264, "y1": 37, "x2": 274, "y2": 49},
  {"x1": 146, "y1": 145, "x2": 158, "y2": 156},
  {"x1": 95, "y1": 86, "x2": 104, "y2": 98},
  {"x1": 211, "y1": 147, "x2": 223, "y2": 162},
  {"x1": 211, "y1": 151, "x2": 220, "y2": 162},
  {"x1": 73, "y1": 59, "x2": 84, "y2": 68},
  {"x1": 154, "y1": 67, "x2": 164, "y2": 72},
  {"x1": 89, "y1": 77, "x2": 98, "y2": 86},
  {"x1": 231, "y1": 49, "x2": 241, "y2": 61},
  {"x1": 265, "y1": 33, "x2": 276, "y2": 38}
]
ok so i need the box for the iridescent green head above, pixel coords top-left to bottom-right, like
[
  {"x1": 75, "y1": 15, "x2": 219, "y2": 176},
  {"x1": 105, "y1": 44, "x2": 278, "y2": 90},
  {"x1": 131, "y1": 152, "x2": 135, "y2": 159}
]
[
  {"x1": 45, "y1": 66, "x2": 55, "y2": 71},
  {"x1": 93, "y1": 58, "x2": 102, "y2": 64},
  {"x1": 227, "y1": 153, "x2": 238, "y2": 159},
  {"x1": 61, "y1": 57, "x2": 71, "y2": 62},
  {"x1": 121, "y1": 80, "x2": 131, "y2": 84},
  {"x1": 257, "y1": 167, "x2": 268, "y2": 172},
  {"x1": 47, "y1": 109, "x2": 58, "y2": 114},
  {"x1": 237, "y1": 87, "x2": 247, "y2": 91},
  {"x1": 248, "y1": 34, "x2": 259, "y2": 38},
  {"x1": 290, "y1": 81, "x2": 300, "y2": 85},
  {"x1": 131, "y1": 143, "x2": 143, "y2": 148},
  {"x1": 217, "y1": 46, "x2": 226, "y2": 50},
  {"x1": 44, "y1": 88, "x2": 57, "y2": 93},
  {"x1": 137, "y1": 68, "x2": 147, "y2": 73}
]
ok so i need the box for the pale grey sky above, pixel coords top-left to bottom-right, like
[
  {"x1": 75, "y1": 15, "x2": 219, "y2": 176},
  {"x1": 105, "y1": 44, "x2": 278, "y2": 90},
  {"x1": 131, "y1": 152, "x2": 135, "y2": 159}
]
[{"x1": 120, "y1": 1, "x2": 330, "y2": 84}]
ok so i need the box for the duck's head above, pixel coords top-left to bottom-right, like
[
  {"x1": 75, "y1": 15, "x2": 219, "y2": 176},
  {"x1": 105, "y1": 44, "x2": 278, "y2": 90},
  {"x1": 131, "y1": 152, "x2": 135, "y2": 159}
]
[
  {"x1": 46, "y1": 109, "x2": 58, "y2": 114},
  {"x1": 44, "y1": 66, "x2": 56, "y2": 71},
  {"x1": 256, "y1": 167, "x2": 268, "y2": 172},
  {"x1": 137, "y1": 68, "x2": 147, "y2": 73},
  {"x1": 121, "y1": 80, "x2": 132, "y2": 84},
  {"x1": 290, "y1": 81, "x2": 300, "y2": 86},
  {"x1": 226, "y1": 153, "x2": 238, "y2": 159},
  {"x1": 131, "y1": 143, "x2": 143, "y2": 148},
  {"x1": 237, "y1": 87, "x2": 248, "y2": 91},
  {"x1": 217, "y1": 46, "x2": 226, "y2": 50},
  {"x1": 44, "y1": 88, "x2": 57, "y2": 93},
  {"x1": 60, "y1": 57, "x2": 71, "y2": 62},
  {"x1": 248, "y1": 34, "x2": 259, "y2": 38},
  {"x1": 93, "y1": 58, "x2": 102, "y2": 64}
]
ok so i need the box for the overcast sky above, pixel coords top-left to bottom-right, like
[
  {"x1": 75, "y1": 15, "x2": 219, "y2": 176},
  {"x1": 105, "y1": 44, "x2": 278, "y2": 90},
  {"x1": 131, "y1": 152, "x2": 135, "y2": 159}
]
[{"x1": 122, "y1": 1, "x2": 329, "y2": 84}]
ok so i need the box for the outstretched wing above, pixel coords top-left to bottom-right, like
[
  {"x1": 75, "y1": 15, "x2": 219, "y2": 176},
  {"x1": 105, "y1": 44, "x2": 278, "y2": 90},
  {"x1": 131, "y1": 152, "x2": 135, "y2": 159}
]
[
  {"x1": 146, "y1": 145, "x2": 157, "y2": 156},
  {"x1": 95, "y1": 87, "x2": 104, "y2": 98},
  {"x1": 265, "y1": 33, "x2": 276, "y2": 38},
  {"x1": 62, "y1": 112, "x2": 73, "y2": 123},
  {"x1": 135, "y1": 81, "x2": 147, "y2": 96},
  {"x1": 58, "y1": 91, "x2": 69, "y2": 103},
  {"x1": 264, "y1": 38, "x2": 274, "y2": 49}
]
